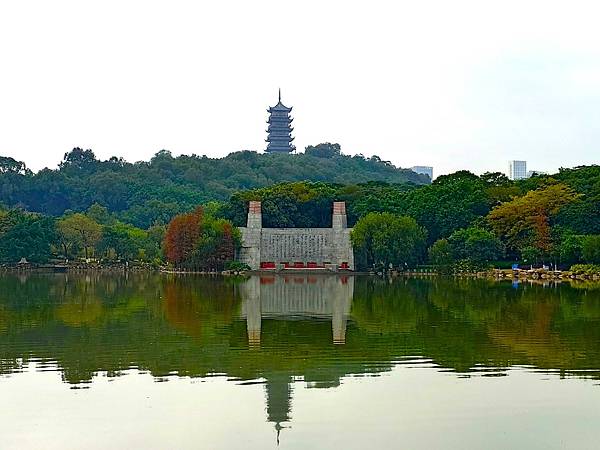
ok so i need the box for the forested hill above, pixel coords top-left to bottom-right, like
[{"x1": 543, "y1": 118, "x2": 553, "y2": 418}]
[{"x1": 0, "y1": 144, "x2": 428, "y2": 228}]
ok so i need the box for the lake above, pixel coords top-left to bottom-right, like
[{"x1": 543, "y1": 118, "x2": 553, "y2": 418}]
[{"x1": 1, "y1": 273, "x2": 599, "y2": 449}]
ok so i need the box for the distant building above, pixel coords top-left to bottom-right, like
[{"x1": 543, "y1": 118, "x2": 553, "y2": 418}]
[
  {"x1": 411, "y1": 166, "x2": 433, "y2": 180},
  {"x1": 265, "y1": 89, "x2": 295, "y2": 153},
  {"x1": 509, "y1": 160, "x2": 527, "y2": 180}
]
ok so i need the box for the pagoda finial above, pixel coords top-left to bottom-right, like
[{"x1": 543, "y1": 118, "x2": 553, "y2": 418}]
[{"x1": 278, "y1": 88, "x2": 281, "y2": 103}]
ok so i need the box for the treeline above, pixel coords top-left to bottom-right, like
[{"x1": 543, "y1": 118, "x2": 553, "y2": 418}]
[
  {"x1": 1, "y1": 145, "x2": 599, "y2": 272},
  {"x1": 0, "y1": 203, "x2": 237, "y2": 270},
  {"x1": 0, "y1": 143, "x2": 427, "y2": 228},
  {"x1": 220, "y1": 166, "x2": 600, "y2": 271}
]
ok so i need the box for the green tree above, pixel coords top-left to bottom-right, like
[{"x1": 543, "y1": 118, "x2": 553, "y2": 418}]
[
  {"x1": 582, "y1": 235, "x2": 600, "y2": 264},
  {"x1": 0, "y1": 147, "x2": 427, "y2": 226},
  {"x1": 447, "y1": 227, "x2": 501, "y2": 268},
  {"x1": 428, "y1": 239, "x2": 454, "y2": 274},
  {"x1": 86, "y1": 203, "x2": 113, "y2": 225},
  {"x1": 429, "y1": 227, "x2": 501, "y2": 273},
  {"x1": 395, "y1": 171, "x2": 491, "y2": 244},
  {"x1": 57, "y1": 213, "x2": 102, "y2": 259},
  {"x1": 98, "y1": 222, "x2": 160, "y2": 261},
  {"x1": 97, "y1": 224, "x2": 137, "y2": 260},
  {"x1": 0, "y1": 156, "x2": 32, "y2": 175},
  {"x1": 304, "y1": 142, "x2": 341, "y2": 158},
  {"x1": 558, "y1": 234, "x2": 584, "y2": 265},
  {"x1": 351, "y1": 212, "x2": 427, "y2": 270},
  {"x1": 0, "y1": 210, "x2": 56, "y2": 263}
]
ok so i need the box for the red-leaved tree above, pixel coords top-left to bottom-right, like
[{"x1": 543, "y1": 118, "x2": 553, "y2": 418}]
[{"x1": 163, "y1": 207, "x2": 203, "y2": 266}]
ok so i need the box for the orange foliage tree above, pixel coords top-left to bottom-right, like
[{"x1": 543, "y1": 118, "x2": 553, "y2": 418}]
[
  {"x1": 163, "y1": 207, "x2": 203, "y2": 266},
  {"x1": 487, "y1": 183, "x2": 580, "y2": 258},
  {"x1": 163, "y1": 207, "x2": 239, "y2": 270}
]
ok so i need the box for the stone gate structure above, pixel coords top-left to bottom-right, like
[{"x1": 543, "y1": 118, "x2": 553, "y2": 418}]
[{"x1": 238, "y1": 201, "x2": 354, "y2": 271}]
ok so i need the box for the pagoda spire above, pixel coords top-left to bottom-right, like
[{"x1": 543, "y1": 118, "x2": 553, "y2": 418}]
[{"x1": 278, "y1": 88, "x2": 281, "y2": 103}]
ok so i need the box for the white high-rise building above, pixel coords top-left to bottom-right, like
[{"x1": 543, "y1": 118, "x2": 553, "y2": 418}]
[
  {"x1": 411, "y1": 166, "x2": 433, "y2": 180},
  {"x1": 508, "y1": 160, "x2": 527, "y2": 180}
]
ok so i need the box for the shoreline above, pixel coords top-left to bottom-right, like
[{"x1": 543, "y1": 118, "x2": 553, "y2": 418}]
[{"x1": 2, "y1": 264, "x2": 600, "y2": 283}]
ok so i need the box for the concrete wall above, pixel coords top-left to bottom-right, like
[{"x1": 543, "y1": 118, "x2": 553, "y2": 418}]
[{"x1": 238, "y1": 201, "x2": 354, "y2": 270}]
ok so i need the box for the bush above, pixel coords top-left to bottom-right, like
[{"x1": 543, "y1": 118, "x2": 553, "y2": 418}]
[
  {"x1": 225, "y1": 261, "x2": 250, "y2": 272},
  {"x1": 569, "y1": 264, "x2": 600, "y2": 276}
]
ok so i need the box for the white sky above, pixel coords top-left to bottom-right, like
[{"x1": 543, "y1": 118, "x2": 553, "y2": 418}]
[{"x1": 1, "y1": 0, "x2": 599, "y2": 176}]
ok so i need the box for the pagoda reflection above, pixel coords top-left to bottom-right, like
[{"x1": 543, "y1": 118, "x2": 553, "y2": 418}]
[{"x1": 239, "y1": 274, "x2": 355, "y2": 441}]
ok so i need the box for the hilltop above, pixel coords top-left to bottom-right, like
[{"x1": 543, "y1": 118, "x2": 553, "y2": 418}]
[{"x1": 0, "y1": 143, "x2": 428, "y2": 228}]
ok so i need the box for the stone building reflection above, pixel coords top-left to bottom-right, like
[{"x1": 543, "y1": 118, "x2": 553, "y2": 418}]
[
  {"x1": 239, "y1": 274, "x2": 354, "y2": 441},
  {"x1": 240, "y1": 275, "x2": 354, "y2": 346}
]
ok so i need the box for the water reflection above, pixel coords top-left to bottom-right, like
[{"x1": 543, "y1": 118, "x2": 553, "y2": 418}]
[
  {"x1": 1, "y1": 273, "x2": 600, "y2": 441},
  {"x1": 240, "y1": 275, "x2": 353, "y2": 346},
  {"x1": 239, "y1": 275, "x2": 353, "y2": 437}
]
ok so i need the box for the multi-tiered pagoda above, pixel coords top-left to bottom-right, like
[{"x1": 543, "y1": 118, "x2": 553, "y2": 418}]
[{"x1": 265, "y1": 89, "x2": 295, "y2": 153}]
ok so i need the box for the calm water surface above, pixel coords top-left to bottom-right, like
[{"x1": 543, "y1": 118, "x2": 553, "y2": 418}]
[{"x1": 1, "y1": 273, "x2": 600, "y2": 449}]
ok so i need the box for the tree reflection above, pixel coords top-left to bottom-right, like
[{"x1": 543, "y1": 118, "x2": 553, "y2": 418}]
[{"x1": 0, "y1": 273, "x2": 600, "y2": 434}]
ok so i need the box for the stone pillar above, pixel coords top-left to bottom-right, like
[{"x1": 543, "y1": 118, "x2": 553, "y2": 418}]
[
  {"x1": 331, "y1": 202, "x2": 355, "y2": 270},
  {"x1": 332, "y1": 202, "x2": 347, "y2": 230},
  {"x1": 247, "y1": 201, "x2": 262, "y2": 229},
  {"x1": 239, "y1": 201, "x2": 262, "y2": 270}
]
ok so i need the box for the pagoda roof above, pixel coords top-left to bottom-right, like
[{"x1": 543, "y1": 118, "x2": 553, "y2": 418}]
[
  {"x1": 267, "y1": 88, "x2": 293, "y2": 112},
  {"x1": 265, "y1": 136, "x2": 295, "y2": 142},
  {"x1": 266, "y1": 116, "x2": 293, "y2": 124},
  {"x1": 267, "y1": 103, "x2": 292, "y2": 113},
  {"x1": 266, "y1": 126, "x2": 294, "y2": 132}
]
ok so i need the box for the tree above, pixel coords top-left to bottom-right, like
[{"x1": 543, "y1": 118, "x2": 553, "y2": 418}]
[
  {"x1": 487, "y1": 183, "x2": 580, "y2": 260},
  {"x1": 97, "y1": 224, "x2": 136, "y2": 260},
  {"x1": 0, "y1": 156, "x2": 31, "y2": 175},
  {"x1": 447, "y1": 227, "x2": 501, "y2": 267},
  {"x1": 193, "y1": 217, "x2": 240, "y2": 270},
  {"x1": 582, "y1": 235, "x2": 600, "y2": 264},
  {"x1": 0, "y1": 210, "x2": 56, "y2": 263},
  {"x1": 428, "y1": 227, "x2": 501, "y2": 273},
  {"x1": 0, "y1": 147, "x2": 426, "y2": 225},
  {"x1": 304, "y1": 142, "x2": 341, "y2": 158},
  {"x1": 394, "y1": 171, "x2": 491, "y2": 244},
  {"x1": 163, "y1": 208, "x2": 203, "y2": 266},
  {"x1": 86, "y1": 203, "x2": 113, "y2": 225},
  {"x1": 163, "y1": 207, "x2": 240, "y2": 270},
  {"x1": 351, "y1": 212, "x2": 427, "y2": 270},
  {"x1": 59, "y1": 148, "x2": 97, "y2": 170},
  {"x1": 558, "y1": 234, "x2": 584, "y2": 265},
  {"x1": 57, "y1": 213, "x2": 102, "y2": 259},
  {"x1": 480, "y1": 171, "x2": 520, "y2": 205},
  {"x1": 429, "y1": 239, "x2": 453, "y2": 274}
]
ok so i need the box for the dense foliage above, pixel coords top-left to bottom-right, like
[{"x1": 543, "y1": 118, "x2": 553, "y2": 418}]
[
  {"x1": 351, "y1": 213, "x2": 427, "y2": 270},
  {"x1": 0, "y1": 145, "x2": 427, "y2": 228},
  {"x1": 1, "y1": 144, "x2": 599, "y2": 272},
  {"x1": 163, "y1": 207, "x2": 240, "y2": 270},
  {"x1": 223, "y1": 165, "x2": 600, "y2": 270},
  {"x1": 429, "y1": 227, "x2": 501, "y2": 273}
]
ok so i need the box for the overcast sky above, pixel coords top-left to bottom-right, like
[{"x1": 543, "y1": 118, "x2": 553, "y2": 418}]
[{"x1": 1, "y1": 0, "x2": 599, "y2": 176}]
